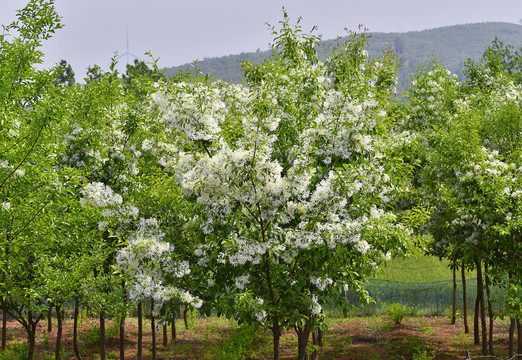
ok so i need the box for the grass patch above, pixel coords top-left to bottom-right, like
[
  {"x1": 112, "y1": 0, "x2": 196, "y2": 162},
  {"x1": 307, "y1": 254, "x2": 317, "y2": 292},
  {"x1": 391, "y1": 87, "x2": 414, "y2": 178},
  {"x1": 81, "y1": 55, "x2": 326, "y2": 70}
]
[{"x1": 375, "y1": 255, "x2": 475, "y2": 283}]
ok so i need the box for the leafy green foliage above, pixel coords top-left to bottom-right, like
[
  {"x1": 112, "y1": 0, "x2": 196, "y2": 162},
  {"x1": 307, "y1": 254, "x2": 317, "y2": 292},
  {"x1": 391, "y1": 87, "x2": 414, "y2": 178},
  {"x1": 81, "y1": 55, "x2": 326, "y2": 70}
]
[
  {"x1": 53, "y1": 59, "x2": 75, "y2": 86},
  {"x1": 213, "y1": 324, "x2": 260, "y2": 360},
  {"x1": 383, "y1": 303, "x2": 416, "y2": 324}
]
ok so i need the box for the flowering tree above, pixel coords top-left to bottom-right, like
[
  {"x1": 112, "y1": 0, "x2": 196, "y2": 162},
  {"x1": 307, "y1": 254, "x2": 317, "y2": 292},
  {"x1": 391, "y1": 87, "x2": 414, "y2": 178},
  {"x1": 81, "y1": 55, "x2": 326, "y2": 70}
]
[
  {"x1": 64, "y1": 60, "x2": 202, "y2": 359},
  {"x1": 465, "y1": 53, "x2": 522, "y2": 356},
  {"x1": 0, "y1": 2, "x2": 72, "y2": 359},
  {"x1": 150, "y1": 15, "x2": 413, "y2": 359},
  {"x1": 401, "y1": 51, "x2": 522, "y2": 356}
]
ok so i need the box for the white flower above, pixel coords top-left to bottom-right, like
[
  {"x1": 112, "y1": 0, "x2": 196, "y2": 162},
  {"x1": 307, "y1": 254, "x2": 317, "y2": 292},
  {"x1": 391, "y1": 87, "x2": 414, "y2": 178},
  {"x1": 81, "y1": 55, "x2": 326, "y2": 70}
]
[
  {"x1": 142, "y1": 139, "x2": 154, "y2": 151},
  {"x1": 80, "y1": 182, "x2": 123, "y2": 208},
  {"x1": 1, "y1": 202, "x2": 10, "y2": 211},
  {"x1": 354, "y1": 240, "x2": 371, "y2": 254},
  {"x1": 98, "y1": 221, "x2": 109, "y2": 231},
  {"x1": 310, "y1": 277, "x2": 333, "y2": 291},
  {"x1": 310, "y1": 294, "x2": 322, "y2": 315},
  {"x1": 234, "y1": 275, "x2": 250, "y2": 290}
]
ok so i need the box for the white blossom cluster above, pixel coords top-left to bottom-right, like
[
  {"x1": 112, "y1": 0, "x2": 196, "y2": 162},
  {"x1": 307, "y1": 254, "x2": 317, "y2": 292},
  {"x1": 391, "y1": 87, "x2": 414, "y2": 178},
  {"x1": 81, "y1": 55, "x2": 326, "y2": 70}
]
[
  {"x1": 310, "y1": 294, "x2": 322, "y2": 315},
  {"x1": 117, "y1": 216, "x2": 199, "y2": 315},
  {"x1": 80, "y1": 182, "x2": 123, "y2": 208},
  {"x1": 117, "y1": 233, "x2": 200, "y2": 311},
  {"x1": 151, "y1": 82, "x2": 227, "y2": 142},
  {"x1": 79, "y1": 182, "x2": 141, "y2": 232},
  {"x1": 310, "y1": 276, "x2": 333, "y2": 291},
  {"x1": 0, "y1": 202, "x2": 10, "y2": 211}
]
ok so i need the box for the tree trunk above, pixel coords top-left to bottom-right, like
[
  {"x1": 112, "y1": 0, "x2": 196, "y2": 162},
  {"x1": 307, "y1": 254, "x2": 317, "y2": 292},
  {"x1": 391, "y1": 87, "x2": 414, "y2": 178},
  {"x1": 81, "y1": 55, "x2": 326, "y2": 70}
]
[
  {"x1": 474, "y1": 288, "x2": 480, "y2": 345},
  {"x1": 73, "y1": 298, "x2": 82, "y2": 360},
  {"x1": 296, "y1": 313, "x2": 312, "y2": 360},
  {"x1": 55, "y1": 304, "x2": 62, "y2": 360},
  {"x1": 119, "y1": 315, "x2": 125, "y2": 360},
  {"x1": 2, "y1": 230, "x2": 9, "y2": 352},
  {"x1": 461, "y1": 264, "x2": 469, "y2": 334},
  {"x1": 27, "y1": 326, "x2": 36, "y2": 360},
  {"x1": 27, "y1": 310, "x2": 36, "y2": 360},
  {"x1": 451, "y1": 267, "x2": 457, "y2": 325},
  {"x1": 163, "y1": 324, "x2": 168, "y2": 347},
  {"x1": 271, "y1": 324, "x2": 281, "y2": 360},
  {"x1": 476, "y1": 259, "x2": 487, "y2": 355},
  {"x1": 517, "y1": 319, "x2": 522, "y2": 360},
  {"x1": 120, "y1": 280, "x2": 127, "y2": 360},
  {"x1": 137, "y1": 301, "x2": 142, "y2": 360},
  {"x1": 100, "y1": 311, "x2": 106, "y2": 360},
  {"x1": 183, "y1": 304, "x2": 189, "y2": 329},
  {"x1": 171, "y1": 316, "x2": 176, "y2": 341},
  {"x1": 311, "y1": 327, "x2": 324, "y2": 360},
  {"x1": 509, "y1": 317, "x2": 515, "y2": 358},
  {"x1": 48, "y1": 304, "x2": 53, "y2": 333},
  {"x1": 151, "y1": 299, "x2": 156, "y2": 360},
  {"x1": 485, "y1": 265, "x2": 494, "y2": 356},
  {"x1": 2, "y1": 308, "x2": 7, "y2": 351}
]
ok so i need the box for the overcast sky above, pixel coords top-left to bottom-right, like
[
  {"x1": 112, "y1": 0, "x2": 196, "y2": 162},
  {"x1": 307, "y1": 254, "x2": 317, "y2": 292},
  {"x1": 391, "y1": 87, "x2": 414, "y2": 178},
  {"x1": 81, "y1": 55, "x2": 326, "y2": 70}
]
[{"x1": 2, "y1": 0, "x2": 522, "y2": 76}]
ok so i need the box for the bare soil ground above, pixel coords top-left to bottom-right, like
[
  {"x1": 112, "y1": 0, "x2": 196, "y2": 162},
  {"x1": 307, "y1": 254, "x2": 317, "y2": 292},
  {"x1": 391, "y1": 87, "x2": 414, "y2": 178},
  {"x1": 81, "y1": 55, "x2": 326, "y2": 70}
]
[{"x1": 1, "y1": 315, "x2": 513, "y2": 359}]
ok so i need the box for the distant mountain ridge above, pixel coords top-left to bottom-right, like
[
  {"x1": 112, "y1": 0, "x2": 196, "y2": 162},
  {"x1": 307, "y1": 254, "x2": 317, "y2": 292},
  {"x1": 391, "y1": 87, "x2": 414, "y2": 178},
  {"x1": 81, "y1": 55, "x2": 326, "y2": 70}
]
[{"x1": 163, "y1": 22, "x2": 522, "y2": 92}]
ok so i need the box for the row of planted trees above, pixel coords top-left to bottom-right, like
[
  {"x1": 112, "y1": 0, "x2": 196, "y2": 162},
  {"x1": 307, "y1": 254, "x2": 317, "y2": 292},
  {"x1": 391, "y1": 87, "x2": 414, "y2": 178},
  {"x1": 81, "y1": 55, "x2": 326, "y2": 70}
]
[
  {"x1": 402, "y1": 41, "x2": 522, "y2": 357},
  {"x1": 3, "y1": 1, "x2": 522, "y2": 360},
  {"x1": 0, "y1": 2, "x2": 202, "y2": 359}
]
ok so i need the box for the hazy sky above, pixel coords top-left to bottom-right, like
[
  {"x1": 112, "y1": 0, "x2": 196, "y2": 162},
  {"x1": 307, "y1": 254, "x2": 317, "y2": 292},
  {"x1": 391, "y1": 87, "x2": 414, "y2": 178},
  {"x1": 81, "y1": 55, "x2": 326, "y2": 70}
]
[{"x1": 2, "y1": 0, "x2": 522, "y2": 76}]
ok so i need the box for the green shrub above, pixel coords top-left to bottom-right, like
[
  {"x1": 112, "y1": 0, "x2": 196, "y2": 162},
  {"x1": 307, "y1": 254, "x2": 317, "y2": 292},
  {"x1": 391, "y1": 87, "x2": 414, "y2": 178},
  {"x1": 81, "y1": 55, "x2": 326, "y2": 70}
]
[
  {"x1": 0, "y1": 340, "x2": 29, "y2": 360},
  {"x1": 213, "y1": 324, "x2": 259, "y2": 360},
  {"x1": 81, "y1": 325, "x2": 100, "y2": 346},
  {"x1": 384, "y1": 303, "x2": 417, "y2": 324}
]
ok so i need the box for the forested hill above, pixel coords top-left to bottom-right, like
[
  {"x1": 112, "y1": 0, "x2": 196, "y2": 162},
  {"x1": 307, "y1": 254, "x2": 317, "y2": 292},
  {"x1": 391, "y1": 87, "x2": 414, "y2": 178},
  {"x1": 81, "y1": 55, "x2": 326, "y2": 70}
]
[{"x1": 163, "y1": 22, "x2": 522, "y2": 92}]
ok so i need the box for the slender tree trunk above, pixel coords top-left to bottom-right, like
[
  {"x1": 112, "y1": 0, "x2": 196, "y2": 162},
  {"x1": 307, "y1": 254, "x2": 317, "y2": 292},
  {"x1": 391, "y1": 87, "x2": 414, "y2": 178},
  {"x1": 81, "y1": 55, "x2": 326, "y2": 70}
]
[
  {"x1": 27, "y1": 310, "x2": 36, "y2": 360},
  {"x1": 311, "y1": 327, "x2": 323, "y2": 360},
  {"x1": 100, "y1": 311, "x2": 106, "y2": 360},
  {"x1": 485, "y1": 265, "x2": 494, "y2": 356},
  {"x1": 163, "y1": 324, "x2": 168, "y2": 347},
  {"x1": 27, "y1": 326, "x2": 36, "y2": 360},
  {"x1": 48, "y1": 304, "x2": 53, "y2": 333},
  {"x1": 183, "y1": 304, "x2": 189, "y2": 329},
  {"x1": 271, "y1": 323, "x2": 281, "y2": 360},
  {"x1": 474, "y1": 288, "x2": 480, "y2": 345},
  {"x1": 55, "y1": 304, "x2": 62, "y2": 360},
  {"x1": 151, "y1": 299, "x2": 156, "y2": 360},
  {"x1": 509, "y1": 317, "x2": 516, "y2": 358},
  {"x1": 171, "y1": 316, "x2": 176, "y2": 341},
  {"x1": 137, "y1": 301, "x2": 142, "y2": 360},
  {"x1": 296, "y1": 314, "x2": 312, "y2": 360},
  {"x1": 517, "y1": 319, "x2": 522, "y2": 360},
  {"x1": 461, "y1": 264, "x2": 469, "y2": 334},
  {"x1": 73, "y1": 298, "x2": 82, "y2": 360},
  {"x1": 2, "y1": 308, "x2": 7, "y2": 351},
  {"x1": 119, "y1": 315, "x2": 125, "y2": 360},
  {"x1": 2, "y1": 239, "x2": 9, "y2": 352},
  {"x1": 120, "y1": 280, "x2": 127, "y2": 360},
  {"x1": 451, "y1": 267, "x2": 457, "y2": 325},
  {"x1": 476, "y1": 259, "x2": 487, "y2": 355},
  {"x1": 508, "y1": 272, "x2": 515, "y2": 358}
]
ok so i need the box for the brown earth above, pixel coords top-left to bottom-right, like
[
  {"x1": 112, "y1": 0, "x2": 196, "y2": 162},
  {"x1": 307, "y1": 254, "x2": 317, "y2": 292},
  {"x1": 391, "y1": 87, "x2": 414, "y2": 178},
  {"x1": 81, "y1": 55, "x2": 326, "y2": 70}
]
[{"x1": 0, "y1": 315, "x2": 515, "y2": 359}]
